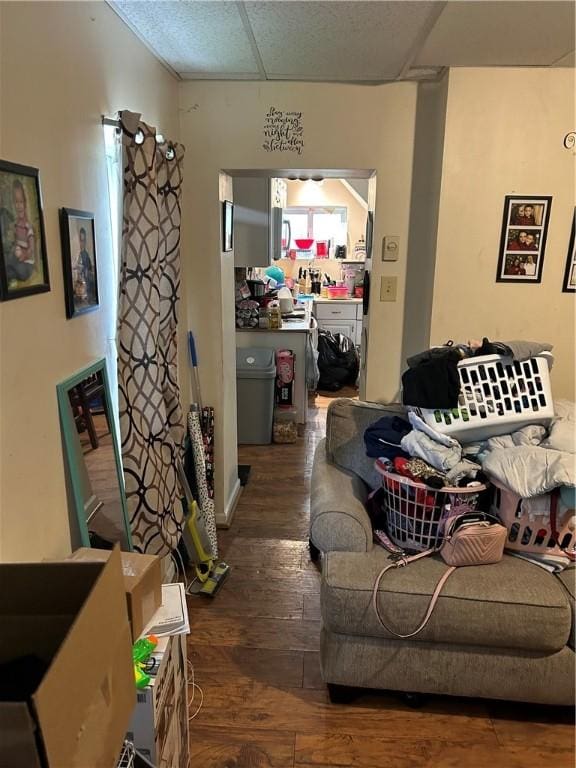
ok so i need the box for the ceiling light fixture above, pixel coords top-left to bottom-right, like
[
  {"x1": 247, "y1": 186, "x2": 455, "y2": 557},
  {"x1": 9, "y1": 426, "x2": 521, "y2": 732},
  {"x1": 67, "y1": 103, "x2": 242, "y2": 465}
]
[{"x1": 563, "y1": 132, "x2": 575, "y2": 149}]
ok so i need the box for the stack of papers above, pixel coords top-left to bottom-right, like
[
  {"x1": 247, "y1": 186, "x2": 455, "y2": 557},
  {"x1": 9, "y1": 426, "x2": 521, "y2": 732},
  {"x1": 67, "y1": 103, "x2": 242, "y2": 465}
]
[{"x1": 141, "y1": 583, "x2": 189, "y2": 637}]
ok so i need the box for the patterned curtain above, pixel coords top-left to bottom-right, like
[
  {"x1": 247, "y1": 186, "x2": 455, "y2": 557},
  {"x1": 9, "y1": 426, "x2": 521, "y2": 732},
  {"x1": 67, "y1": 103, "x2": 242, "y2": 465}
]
[{"x1": 117, "y1": 110, "x2": 186, "y2": 555}]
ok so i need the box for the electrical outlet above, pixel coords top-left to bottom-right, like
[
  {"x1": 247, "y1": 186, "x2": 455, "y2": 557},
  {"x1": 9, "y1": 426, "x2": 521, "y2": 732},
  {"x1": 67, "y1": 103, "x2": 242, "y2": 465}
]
[
  {"x1": 380, "y1": 276, "x2": 397, "y2": 302},
  {"x1": 382, "y1": 236, "x2": 400, "y2": 261}
]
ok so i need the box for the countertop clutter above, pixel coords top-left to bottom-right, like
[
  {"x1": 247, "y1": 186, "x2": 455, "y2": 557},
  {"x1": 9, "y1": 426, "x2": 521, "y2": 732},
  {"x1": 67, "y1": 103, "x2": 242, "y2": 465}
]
[
  {"x1": 235, "y1": 261, "x2": 365, "y2": 332},
  {"x1": 236, "y1": 318, "x2": 310, "y2": 333}
]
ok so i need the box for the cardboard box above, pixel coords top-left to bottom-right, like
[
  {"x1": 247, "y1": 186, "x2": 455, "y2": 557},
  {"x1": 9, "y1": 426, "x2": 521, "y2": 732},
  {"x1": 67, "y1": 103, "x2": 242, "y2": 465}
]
[
  {"x1": 69, "y1": 548, "x2": 162, "y2": 640},
  {"x1": 0, "y1": 548, "x2": 134, "y2": 768}
]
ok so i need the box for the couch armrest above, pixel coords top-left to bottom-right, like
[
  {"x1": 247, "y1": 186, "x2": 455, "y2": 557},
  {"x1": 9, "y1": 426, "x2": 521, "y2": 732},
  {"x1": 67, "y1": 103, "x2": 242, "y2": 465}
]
[{"x1": 310, "y1": 438, "x2": 373, "y2": 553}]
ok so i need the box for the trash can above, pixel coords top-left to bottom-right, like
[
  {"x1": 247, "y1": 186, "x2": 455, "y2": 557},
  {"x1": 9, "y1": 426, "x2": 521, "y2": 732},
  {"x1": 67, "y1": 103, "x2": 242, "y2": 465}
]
[{"x1": 236, "y1": 348, "x2": 277, "y2": 444}]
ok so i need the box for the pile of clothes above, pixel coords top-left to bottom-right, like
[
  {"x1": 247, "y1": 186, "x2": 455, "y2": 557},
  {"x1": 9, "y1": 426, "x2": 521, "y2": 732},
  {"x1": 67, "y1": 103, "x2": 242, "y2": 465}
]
[
  {"x1": 402, "y1": 338, "x2": 553, "y2": 409},
  {"x1": 364, "y1": 339, "x2": 576, "y2": 571},
  {"x1": 365, "y1": 410, "x2": 487, "y2": 488}
]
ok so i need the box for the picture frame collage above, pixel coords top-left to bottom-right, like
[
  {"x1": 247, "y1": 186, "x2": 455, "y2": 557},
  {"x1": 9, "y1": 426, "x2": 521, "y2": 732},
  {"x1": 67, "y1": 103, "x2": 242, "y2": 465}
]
[
  {"x1": 496, "y1": 195, "x2": 552, "y2": 284},
  {"x1": 562, "y1": 208, "x2": 576, "y2": 293}
]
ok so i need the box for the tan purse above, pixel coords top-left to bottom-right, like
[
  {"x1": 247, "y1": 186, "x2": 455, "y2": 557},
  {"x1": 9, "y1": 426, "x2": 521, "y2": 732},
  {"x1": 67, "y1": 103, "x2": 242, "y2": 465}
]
[{"x1": 372, "y1": 512, "x2": 507, "y2": 639}]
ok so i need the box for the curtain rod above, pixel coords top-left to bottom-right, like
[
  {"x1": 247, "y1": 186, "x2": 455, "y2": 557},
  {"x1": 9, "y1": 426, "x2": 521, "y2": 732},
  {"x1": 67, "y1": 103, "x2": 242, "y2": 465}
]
[
  {"x1": 102, "y1": 114, "x2": 174, "y2": 155},
  {"x1": 102, "y1": 116, "x2": 121, "y2": 128}
]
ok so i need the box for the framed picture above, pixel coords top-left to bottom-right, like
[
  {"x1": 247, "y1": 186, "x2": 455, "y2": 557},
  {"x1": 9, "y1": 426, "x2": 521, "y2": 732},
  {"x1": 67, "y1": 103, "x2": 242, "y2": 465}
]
[
  {"x1": 59, "y1": 208, "x2": 99, "y2": 318},
  {"x1": 562, "y1": 208, "x2": 576, "y2": 293},
  {"x1": 0, "y1": 160, "x2": 50, "y2": 301},
  {"x1": 496, "y1": 195, "x2": 552, "y2": 284},
  {"x1": 222, "y1": 200, "x2": 233, "y2": 252}
]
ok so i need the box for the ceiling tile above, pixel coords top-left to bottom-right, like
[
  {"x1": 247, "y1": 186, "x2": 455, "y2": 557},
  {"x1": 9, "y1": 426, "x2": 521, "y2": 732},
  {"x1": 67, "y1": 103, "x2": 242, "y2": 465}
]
[
  {"x1": 110, "y1": 1, "x2": 260, "y2": 75},
  {"x1": 416, "y1": 1, "x2": 576, "y2": 67},
  {"x1": 244, "y1": 0, "x2": 441, "y2": 80}
]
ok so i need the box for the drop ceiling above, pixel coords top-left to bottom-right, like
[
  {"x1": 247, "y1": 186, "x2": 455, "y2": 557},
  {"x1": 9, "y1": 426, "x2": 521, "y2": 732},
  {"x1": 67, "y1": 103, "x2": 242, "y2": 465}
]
[{"x1": 109, "y1": 0, "x2": 576, "y2": 83}]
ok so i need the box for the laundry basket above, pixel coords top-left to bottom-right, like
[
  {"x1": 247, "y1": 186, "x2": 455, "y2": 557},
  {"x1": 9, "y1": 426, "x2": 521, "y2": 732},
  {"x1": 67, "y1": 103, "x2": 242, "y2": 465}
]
[
  {"x1": 414, "y1": 353, "x2": 554, "y2": 443},
  {"x1": 375, "y1": 461, "x2": 488, "y2": 552},
  {"x1": 491, "y1": 481, "x2": 576, "y2": 561}
]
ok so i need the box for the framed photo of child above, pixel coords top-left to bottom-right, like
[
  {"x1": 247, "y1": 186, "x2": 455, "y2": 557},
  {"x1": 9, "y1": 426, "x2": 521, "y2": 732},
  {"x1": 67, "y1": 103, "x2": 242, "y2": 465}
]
[
  {"x1": 561, "y1": 208, "x2": 576, "y2": 293},
  {"x1": 496, "y1": 195, "x2": 552, "y2": 284},
  {"x1": 59, "y1": 208, "x2": 99, "y2": 318},
  {"x1": 0, "y1": 160, "x2": 50, "y2": 301}
]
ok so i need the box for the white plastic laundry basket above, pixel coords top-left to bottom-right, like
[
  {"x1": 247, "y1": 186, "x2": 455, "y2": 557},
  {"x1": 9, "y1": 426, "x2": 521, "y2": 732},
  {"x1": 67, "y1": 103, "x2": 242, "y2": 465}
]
[
  {"x1": 491, "y1": 481, "x2": 576, "y2": 560},
  {"x1": 414, "y1": 353, "x2": 554, "y2": 443},
  {"x1": 375, "y1": 462, "x2": 487, "y2": 552}
]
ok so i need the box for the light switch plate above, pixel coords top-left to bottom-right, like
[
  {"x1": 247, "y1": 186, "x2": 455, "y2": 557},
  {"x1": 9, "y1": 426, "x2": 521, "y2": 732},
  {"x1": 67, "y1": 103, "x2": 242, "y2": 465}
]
[
  {"x1": 380, "y1": 276, "x2": 397, "y2": 302},
  {"x1": 382, "y1": 236, "x2": 400, "y2": 261}
]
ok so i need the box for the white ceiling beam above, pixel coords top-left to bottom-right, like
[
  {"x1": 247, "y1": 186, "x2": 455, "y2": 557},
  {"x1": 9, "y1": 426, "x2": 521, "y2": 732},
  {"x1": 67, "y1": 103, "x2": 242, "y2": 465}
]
[
  {"x1": 236, "y1": 1, "x2": 268, "y2": 80},
  {"x1": 396, "y1": 1, "x2": 447, "y2": 81}
]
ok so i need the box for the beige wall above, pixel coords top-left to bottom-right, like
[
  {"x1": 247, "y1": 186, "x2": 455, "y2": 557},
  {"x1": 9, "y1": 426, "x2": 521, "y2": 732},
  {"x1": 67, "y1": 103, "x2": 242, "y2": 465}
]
[
  {"x1": 0, "y1": 2, "x2": 179, "y2": 561},
  {"x1": 179, "y1": 81, "x2": 418, "y2": 519},
  {"x1": 402, "y1": 77, "x2": 448, "y2": 363},
  {"x1": 431, "y1": 68, "x2": 576, "y2": 400}
]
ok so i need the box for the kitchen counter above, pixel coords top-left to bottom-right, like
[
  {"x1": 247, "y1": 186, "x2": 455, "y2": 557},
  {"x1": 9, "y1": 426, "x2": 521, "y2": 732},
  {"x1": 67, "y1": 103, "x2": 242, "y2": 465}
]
[
  {"x1": 313, "y1": 298, "x2": 362, "y2": 304},
  {"x1": 235, "y1": 318, "x2": 310, "y2": 332}
]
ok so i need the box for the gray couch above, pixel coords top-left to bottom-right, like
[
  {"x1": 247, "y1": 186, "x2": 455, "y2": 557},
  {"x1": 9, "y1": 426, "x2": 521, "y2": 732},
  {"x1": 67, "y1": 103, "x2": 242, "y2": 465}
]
[{"x1": 310, "y1": 398, "x2": 575, "y2": 706}]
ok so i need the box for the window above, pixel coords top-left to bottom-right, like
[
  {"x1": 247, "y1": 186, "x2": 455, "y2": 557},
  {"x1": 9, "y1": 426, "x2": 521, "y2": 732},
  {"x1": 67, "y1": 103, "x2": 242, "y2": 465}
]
[{"x1": 284, "y1": 206, "x2": 347, "y2": 255}]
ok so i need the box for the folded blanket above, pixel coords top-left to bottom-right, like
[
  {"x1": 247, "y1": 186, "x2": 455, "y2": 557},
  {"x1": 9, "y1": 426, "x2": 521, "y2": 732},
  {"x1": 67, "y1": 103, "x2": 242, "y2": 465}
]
[{"x1": 483, "y1": 446, "x2": 575, "y2": 497}]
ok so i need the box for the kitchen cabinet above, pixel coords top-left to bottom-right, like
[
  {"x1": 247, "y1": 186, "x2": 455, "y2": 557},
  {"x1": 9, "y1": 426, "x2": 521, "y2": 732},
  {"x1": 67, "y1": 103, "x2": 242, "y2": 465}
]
[
  {"x1": 314, "y1": 299, "x2": 363, "y2": 346},
  {"x1": 233, "y1": 177, "x2": 287, "y2": 267}
]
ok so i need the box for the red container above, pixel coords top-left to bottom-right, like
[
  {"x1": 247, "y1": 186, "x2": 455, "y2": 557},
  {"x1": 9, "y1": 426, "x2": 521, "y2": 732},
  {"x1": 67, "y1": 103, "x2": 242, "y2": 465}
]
[
  {"x1": 295, "y1": 238, "x2": 314, "y2": 250},
  {"x1": 354, "y1": 285, "x2": 364, "y2": 298},
  {"x1": 327, "y1": 286, "x2": 349, "y2": 299},
  {"x1": 316, "y1": 241, "x2": 328, "y2": 257}
]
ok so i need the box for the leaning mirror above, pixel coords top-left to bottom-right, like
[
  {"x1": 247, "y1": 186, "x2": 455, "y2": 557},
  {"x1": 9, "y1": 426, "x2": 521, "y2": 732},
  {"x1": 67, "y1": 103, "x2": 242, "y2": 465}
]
[{"x1": 57, "y1": 359, "x2": 132, "y2": 551}]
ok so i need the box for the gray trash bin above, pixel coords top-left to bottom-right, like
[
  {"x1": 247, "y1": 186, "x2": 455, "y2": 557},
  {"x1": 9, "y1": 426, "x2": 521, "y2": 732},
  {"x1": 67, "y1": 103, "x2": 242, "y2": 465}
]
[{"x1": 236, "y1": 348, "x2": 277, "y2": 444}]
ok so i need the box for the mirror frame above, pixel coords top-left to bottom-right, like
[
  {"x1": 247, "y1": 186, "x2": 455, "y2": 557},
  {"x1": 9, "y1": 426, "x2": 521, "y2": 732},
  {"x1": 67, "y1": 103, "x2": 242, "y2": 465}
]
[{"x1": 57, "y1": 358, "x2": 133, "y2": 551}]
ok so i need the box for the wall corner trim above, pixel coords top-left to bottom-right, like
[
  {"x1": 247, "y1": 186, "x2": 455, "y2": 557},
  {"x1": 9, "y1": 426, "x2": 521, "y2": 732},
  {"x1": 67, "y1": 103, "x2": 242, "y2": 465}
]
[{"x1": 216, "y1": 477, "x2": 242, "y2": 529}]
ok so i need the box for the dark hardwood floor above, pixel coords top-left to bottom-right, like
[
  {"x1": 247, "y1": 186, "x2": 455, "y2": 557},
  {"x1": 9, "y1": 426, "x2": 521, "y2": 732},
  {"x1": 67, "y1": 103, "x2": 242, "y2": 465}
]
[{"x1": 187, "y1": 389, "x2": 574, "y2": 768}]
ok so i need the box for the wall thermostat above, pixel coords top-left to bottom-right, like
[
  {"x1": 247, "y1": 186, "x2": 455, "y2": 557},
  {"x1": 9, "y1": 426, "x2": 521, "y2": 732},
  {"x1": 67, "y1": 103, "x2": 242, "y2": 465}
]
[{"x1": 382, "y1": 236, "x2": 400, "y2": 262}]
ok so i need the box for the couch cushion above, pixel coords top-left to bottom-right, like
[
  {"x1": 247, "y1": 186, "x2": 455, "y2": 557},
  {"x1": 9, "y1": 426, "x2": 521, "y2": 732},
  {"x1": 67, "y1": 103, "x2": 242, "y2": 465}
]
[
  {"x1": 310, "y1": 438, "x2": 372, "y2": 553},
  {"x1": 555, "y1": 566, "x2": 576, "y2": 649},
  {"x1": 326, "y1": 399, "x2": 406, "y2": 489},
  {"x1": 322, "y1": 548, "x2": 571, "y2": 653}
]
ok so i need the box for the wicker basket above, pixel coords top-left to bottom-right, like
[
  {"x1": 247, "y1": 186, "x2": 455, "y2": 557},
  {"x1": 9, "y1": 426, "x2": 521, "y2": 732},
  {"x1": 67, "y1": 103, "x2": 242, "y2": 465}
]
[
  {"x1": 414, "y1": 352, "x2": 554, "y2": 443},
  {"x1": 375, "y1": 461, "x2": 487, "y2": 552},
  {"x1": 491, "y1": 481, "x2": 576, "y2": 560}
]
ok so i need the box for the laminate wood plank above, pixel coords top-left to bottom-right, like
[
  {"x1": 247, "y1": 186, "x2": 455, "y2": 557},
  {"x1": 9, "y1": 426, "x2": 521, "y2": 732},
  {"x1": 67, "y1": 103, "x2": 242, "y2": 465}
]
[
  {"x1": 505, "y1": 745, "x2": 575, "y2": 767},
  {"x1": 223, "y1": 564, "x2": 321, "y2": 594},
  {"x1": 222, "y1": 538, "x2": 308, "y2": 567},
  {"x1": 295, "y1": 732, "x2": 431, "y2": 768},
  {"x1": 237, "y1": 505, "x2": 311, "y2": 522},
  {"x1": 189, "y1": 584, "x2": 304, "y2": 620},
  {"x1": 302, "y1": 652, "x2": 324, "y2": 690},
  {"x1": 189, "y1": 615, "x2": 321, "y2": 652},
  {"x1": 233, "y1": 520, "x2": 313, "y2": 542},
  {"x1": 188, "y1": 645, "x2": 304, "y2": 688},
  {"x1": 490, "y1": 715, "x2": 575, "y2": 750},
  {"x1": 421, "y1": 742, "x2": 573, "y2": 768},
  {"x1": 189, "y1": 681, "x2": 497, "y2": 743},
  {"x1": 189, "y1": 725, "x2": 295, "y2": 768}
]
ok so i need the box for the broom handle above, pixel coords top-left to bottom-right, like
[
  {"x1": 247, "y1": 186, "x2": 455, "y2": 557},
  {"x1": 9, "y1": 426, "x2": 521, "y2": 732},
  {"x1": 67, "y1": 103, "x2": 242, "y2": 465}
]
[{"x1": 188, "y1": 331, "x2": 203, "y2": 412}]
